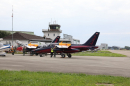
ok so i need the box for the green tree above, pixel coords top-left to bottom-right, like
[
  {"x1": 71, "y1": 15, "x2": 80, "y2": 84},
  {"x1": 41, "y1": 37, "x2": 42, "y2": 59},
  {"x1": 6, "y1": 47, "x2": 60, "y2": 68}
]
[
  {"x1": 0, "y1": 31, "x2": 11, "y2": 38},
  {"x1": 125, "y1": 46, "x2": 130, "y2": 50}
]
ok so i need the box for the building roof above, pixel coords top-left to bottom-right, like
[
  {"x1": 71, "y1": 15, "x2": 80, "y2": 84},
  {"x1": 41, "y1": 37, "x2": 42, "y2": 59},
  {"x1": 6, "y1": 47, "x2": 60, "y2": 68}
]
[
  {"x1": 42, "y1": 29, "x2": 62, "y2": 33},
  {"x1": 49, "y1": 24, "x2": 60, "y2": 26},
  {"x1": 3, "y1": 32, "x2": 45, "y2": 40},
  {"x1": 29, "y1": 39, "x2": 52, "y2": 42}
]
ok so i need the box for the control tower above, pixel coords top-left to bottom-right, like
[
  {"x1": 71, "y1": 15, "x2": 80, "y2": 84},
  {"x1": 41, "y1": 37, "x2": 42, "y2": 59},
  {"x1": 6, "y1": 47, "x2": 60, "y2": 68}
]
[{"x1": 42, "y1": 24, "x2": 62, "y2": 40}]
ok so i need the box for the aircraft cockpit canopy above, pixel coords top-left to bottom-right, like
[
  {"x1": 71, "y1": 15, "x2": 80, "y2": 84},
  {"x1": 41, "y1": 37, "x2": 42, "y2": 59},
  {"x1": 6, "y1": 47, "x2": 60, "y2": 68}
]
[
  {"x1": 47, "y1": 43, "x2": 58, "y2": 47},
  {"x1": 42, "y1": 45, "x2": 47, "y2": 48}
]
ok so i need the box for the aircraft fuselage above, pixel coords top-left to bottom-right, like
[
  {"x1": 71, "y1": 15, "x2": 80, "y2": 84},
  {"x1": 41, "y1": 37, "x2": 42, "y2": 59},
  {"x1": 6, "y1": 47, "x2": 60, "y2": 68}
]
[{"x1": 33, "y1": 44, "x2": 98, "y2": 54}]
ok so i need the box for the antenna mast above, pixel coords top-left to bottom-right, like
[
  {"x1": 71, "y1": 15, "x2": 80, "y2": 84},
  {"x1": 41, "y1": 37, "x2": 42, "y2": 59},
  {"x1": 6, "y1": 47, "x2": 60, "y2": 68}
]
[{"x1": 12, "y1": 5, "x2": 13, "y2": 47}]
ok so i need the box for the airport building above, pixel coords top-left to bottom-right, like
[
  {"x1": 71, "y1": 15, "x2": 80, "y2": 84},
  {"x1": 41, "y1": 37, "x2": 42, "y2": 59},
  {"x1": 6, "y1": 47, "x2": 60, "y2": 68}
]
[
  {"x1": 2, "y1": 32, "x2": 49, "y2": 46},
  {"x1": 99, "y1": 43, "x2": 108, "y2": 50},
  {"x1": 42, "y1": 24, "x2": 62, "y2": 40},
  {"x1": 63, "y1": 34, "x2": 80, "y2": 44},
  {"x1": 42, "y1": 23, "x2": 80, "y2": 44},
  {"x1": 1, "y1": 23, "x2": 80, "y2": 46}
]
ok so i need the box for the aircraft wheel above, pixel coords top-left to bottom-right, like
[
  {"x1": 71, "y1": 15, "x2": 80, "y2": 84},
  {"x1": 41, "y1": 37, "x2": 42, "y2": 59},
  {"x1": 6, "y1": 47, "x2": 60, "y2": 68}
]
[
  {"x1": 40, "y1": 54, "x2": 43, "y2": 57},
  {"x1": 12, "y1": 53, "x2": 14, "y2": 55},
  {"x1": 68, "y1": 54, "x2": 71, "y2": 58},
  {"x1": 61, "y1": 54, "x2": 65, "y2": 58},
  {"x1": 35, "y1": 53, "x2": 38, "y2": 56},
  {"x1": 40, "y1": 54, "x2": 45, "y2": 57}
]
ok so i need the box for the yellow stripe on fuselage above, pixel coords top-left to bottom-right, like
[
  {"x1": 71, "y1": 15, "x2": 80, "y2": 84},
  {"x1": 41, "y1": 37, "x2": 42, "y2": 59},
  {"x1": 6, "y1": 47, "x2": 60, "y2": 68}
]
[
  {"x1": 28, "y1": 43, "x2": 38, "y2": 47},
  {"x1": 59, "y1": 42, "x2": 71, "y2": 47}
]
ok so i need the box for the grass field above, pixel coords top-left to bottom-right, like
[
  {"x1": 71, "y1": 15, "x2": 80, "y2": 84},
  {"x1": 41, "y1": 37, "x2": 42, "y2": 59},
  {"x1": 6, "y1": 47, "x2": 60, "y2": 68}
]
[
  {"x1": 72, "y1": 50, "x2": 127, "y2": 57},
  {"x1": 0, "y1": 70, "x2": 130, "y2": 86}
]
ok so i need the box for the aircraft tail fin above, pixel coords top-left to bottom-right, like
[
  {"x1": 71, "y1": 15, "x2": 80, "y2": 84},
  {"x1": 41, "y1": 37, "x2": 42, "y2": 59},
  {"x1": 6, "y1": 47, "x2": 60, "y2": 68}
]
[
  {"x1": 51, "y1": 36, "x2": 60, "y2": 43},
  {"x1": 83, "y1": 32, "x2": 100, "y2": 46}
]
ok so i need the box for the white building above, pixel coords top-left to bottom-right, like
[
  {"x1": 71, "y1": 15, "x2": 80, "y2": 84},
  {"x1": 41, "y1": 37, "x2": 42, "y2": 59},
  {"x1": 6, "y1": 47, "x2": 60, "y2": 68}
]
[
  {"x1": 42, "y1": 24, "x2": 62, "y2": 40},
  {"x1": 2, "y1": 32, "x2": 46, "y2": 47},
  {"x1": 99, "y1": 43, "x2": 108, "y2": 50},
  {"x1": 42, "y1": 24, "x2": 80, "y2": 44},
  {"x1": 63, "y1": 34, "x2": 80, "y2": 44}
]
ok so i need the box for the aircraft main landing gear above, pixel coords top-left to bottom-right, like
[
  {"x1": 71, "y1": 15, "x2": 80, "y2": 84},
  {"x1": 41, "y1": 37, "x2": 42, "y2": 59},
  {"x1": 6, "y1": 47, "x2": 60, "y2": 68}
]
[
  {"x1": 61, "y1": 53, "x2": 65, "y2": 58},
  {"x1": 40, "y1": 53, "x2": 45, "y2": 57},
  {"x1": 67, "y1": 53, "x2": 71, "y2": 58},
  {"x1": 40, "y1": 54, "x2": 42, "y2": 57},
  {"x1": 67, "y1": 53, "x2": 72, "y2": 58},
  {"x1": 61, "y1": 53, "x2": 72, "y2": 58},
  {"x1": 35, "y1": 53, "x2": 38, "y2": 56}
]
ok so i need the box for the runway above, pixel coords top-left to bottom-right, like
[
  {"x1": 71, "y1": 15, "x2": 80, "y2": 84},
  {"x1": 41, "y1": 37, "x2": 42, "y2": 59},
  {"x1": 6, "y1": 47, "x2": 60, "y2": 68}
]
[{"x1": 0, "y1": 53, "x2": 130, "y2": 77}]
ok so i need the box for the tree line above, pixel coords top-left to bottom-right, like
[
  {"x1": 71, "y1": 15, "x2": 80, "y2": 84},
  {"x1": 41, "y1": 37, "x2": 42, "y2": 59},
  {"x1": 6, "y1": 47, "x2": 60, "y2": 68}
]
[{"x1": 0, "y1": 31, "x2": 11, "y2": 38}]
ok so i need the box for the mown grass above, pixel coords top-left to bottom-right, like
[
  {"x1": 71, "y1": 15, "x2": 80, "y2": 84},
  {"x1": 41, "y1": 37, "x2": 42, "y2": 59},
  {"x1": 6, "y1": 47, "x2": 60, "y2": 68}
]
[
  {"x1": 0, "y1": 70, "x2": 130, "y2": 86},
  {"x1": 72, "y1": 50, "x2": 127, "y2": 57}
]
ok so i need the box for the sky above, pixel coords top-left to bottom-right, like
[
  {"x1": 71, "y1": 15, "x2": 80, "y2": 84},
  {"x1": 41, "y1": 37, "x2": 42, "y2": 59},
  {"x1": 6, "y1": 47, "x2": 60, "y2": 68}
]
[{"x1": 0, "y1": 0, "x2": 130, "y2": 47}]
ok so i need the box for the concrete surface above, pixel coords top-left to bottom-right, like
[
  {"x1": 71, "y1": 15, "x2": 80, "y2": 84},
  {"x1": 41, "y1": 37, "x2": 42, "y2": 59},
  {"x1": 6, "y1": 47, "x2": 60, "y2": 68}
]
[
  {"x1": 0, "y1": 53, "x2": 130, "y2": 77},
  {"x1": 109, "y1": 50, "x2": 130, "y2": 57}
]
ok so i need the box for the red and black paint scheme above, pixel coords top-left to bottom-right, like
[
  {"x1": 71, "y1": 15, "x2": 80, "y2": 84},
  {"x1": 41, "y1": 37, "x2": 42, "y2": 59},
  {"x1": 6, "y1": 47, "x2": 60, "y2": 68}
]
[
  {"x1": 52, "y1": 36, "x2": 60, "y2": 43},
  {"x1": 32, "y1": 32, "x2": 100, "y2": 58},
  {"x1": 29, "y1": 36, "x2": 60, "y2": 55}
]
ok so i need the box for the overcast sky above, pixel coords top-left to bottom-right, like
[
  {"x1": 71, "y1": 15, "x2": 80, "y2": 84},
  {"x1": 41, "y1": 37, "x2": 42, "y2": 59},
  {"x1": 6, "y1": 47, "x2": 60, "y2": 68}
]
[{"x1": 0, "y1": 0, "x2": 130, "y2": 47}]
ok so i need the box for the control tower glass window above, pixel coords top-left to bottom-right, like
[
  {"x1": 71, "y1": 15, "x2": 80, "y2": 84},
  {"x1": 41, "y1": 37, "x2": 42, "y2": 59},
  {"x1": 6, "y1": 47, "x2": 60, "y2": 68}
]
[
  {"x1": 50, "y1": 26, "x2": 56, "y2": 29},
  {"x1": 56, "y1": 26, "x2": 60, "y2": 29},
  {"x1": 50, "y1": 25, "x2": 60, "y2": 29}
]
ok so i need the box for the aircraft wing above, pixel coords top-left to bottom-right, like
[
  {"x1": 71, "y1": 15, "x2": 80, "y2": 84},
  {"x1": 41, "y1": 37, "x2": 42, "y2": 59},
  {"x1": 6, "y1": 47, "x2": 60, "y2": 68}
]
[
  {"x1": 55, "y1": 42, "x2": 71, "y2": 48},
  {"x1": 55, "y1": 45, "x2": 69, "y2": 48},
  {"x1": 0, "y1": 45, "x2": 11, "y2": 52},
  {"x1": 26, "y1": 45, "x2": 37, "y2": 49}
]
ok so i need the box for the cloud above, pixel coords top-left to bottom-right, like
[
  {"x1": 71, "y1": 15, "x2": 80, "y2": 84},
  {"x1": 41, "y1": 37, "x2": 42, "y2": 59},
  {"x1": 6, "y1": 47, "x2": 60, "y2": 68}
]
[
  {"x1": 102, "y1": 32, "x2": 130, "y2": 35},
  {"x1": 0, "y1": 0, "x2": 130, "y2": 47},
  {"x1": 1, "y1": 0, "x2": 130, "y2": 18}
]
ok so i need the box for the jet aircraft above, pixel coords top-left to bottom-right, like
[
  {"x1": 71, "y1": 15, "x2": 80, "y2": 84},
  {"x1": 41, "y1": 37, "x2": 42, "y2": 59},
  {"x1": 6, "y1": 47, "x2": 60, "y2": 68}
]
[
  {"x1": 0, "y1": 42, "x2": 11, "y2": 56},
  {"x1": 16, "y1": 36, "x2": 60, "y2": 54},
  {"x1": 32, "y1": 32, "x2": 100, "y2": 58}
]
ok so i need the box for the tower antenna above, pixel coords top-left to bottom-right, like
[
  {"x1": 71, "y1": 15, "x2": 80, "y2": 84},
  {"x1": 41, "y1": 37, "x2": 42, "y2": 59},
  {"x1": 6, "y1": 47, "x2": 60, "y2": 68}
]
[
  {"x1": 51, "y1": 18, "x2": 52, "y2": 24},
  {"x1": 12, "y1": 5, "x2": 13, "y2": 47}
]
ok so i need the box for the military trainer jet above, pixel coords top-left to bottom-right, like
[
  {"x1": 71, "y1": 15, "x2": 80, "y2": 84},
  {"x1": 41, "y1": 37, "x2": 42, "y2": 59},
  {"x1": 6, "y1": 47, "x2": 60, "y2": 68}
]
[
  {"x1": 16, "y1": 36, "x2": 60, "y2": 55},
  {"x1": 32, "y1": 32, "x2": 100, "y2": 58}
]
